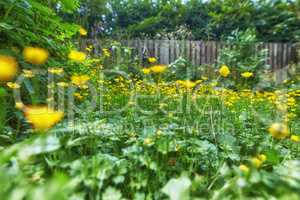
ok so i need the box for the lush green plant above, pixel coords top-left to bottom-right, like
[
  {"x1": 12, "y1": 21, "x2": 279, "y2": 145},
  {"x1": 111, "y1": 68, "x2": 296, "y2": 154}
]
[
  {"x1": 217, "y1": 29, "x2": 269, "y2": 89},
  {"x1": 77, "y1": 0, "x2": 300, "y2": 42},
  {"x1": 0, "y1": 1, "x2": 300, "y2": 200}
]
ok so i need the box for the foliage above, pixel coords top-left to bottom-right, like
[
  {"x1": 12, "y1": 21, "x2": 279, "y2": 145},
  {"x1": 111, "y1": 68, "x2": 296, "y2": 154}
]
[
  {"x1": 0, "y1": 0, "x2": 300, "y2": 200},
  {"x1": 0, "y1": 0, "x2": 79, "y2": 51},
  {"x1": 217, "y1": 29, "x2": 269, "y2": 89},
  {"x1": 77, "y1": 0, "x2": 300, "y2": 42}
]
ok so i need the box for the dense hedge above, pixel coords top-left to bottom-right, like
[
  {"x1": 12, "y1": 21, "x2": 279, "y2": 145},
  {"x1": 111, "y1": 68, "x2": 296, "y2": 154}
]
[{"x1": 75, "y1": 0, "x2": 300, "y2": 42}]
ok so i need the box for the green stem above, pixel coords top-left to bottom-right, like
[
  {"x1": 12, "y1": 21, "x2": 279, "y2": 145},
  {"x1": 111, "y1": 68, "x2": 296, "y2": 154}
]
[{"x1": 0, "y1": 87, "x2": 7, "y2": 132}]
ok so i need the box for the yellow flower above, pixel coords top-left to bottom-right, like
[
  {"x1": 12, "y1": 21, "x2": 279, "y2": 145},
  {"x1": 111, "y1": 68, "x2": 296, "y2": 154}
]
[
  {"x1": 15, "y1": 102, "x2": 24, "y2": 109},
  {"x1": 48, "y1": 68, "x2": 63, "y2": 75},
  {"x1": 268, "y1": 123, "x2": 289, "y2": 139},
  {"x1": 148, "y1": 57, "x2": 157, "y2": 63},
  {"x1": 142, "y1": 68, "x2": 151, "y2": 74},
  {"x1": 7, "y1": 82, "x2": 20, "y2": 89},
  {"x1": 239, "y1": 164, "x2": 249, "y2": 173},
  {"x1": 22, "y1": 69, "x2": 34, "y2": 78},
  {"x1": 149, "y1": 65, "x2": 167, "y2": 73},
  {"x1": 23, "y1": 47, "x2": 49, "y2": 65},
  {"x1": 0, "y1": 55, "x2": 18, "y2": 81},
  {"x1": 57, "y1": 82, "x2": 69, "y2": 87},
  {"x1": 79, "y1": 26, "x2": 87, "y2": 36},
  {"x1": 102, "y1": 48, "x2": 111, "y2": 57},
  {"x1": 143, "y1": 138, "x2": 153, "y2": 146},
  {"x1": 219, "y1": 65, "x2": 230, "y2": 77},
  {"x1": 241, "y1": 72, "x2": 254, "y2": 78},
  {"x1": 68, "y1": 50, "x2": 86, "y2": 62},
  {"x1": 71, "y1": 75, "x2": 90, "y2": 88},
  {"x1": 74, "y1": 92, "x2": 84, "y2": 100},
  {"x1": 24, "y1": 106, "x2": 64, "y2": 131},
  {"x1": 176, "y1": 80, "x2": 197, "y2": 89},
  {"x1": 86, "y1": 45, "x2": 93, "y2": 52},
  {"x1": 290, "y1": 135, "x2": 300, "y2": 142},
  {"x1": 251, "y1": 157, "x2": 263, "y2": 168},
  {"x1": 258, "y1": 154, "x2": 267, "y2": 162}
]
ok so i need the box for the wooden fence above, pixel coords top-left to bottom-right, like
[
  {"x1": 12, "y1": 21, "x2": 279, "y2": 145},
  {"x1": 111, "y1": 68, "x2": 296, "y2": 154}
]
[{"x1": 84, "y1": 39, "x2": 298, "y2": 69}]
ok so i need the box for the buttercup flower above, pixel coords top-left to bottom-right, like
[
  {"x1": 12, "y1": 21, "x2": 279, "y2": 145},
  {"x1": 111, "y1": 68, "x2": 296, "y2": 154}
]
[
  {"x1": 241, "y1": 72, "x2": 254, "y2": 78},
  {"x1": 149, "y1": 65, "x2": 167, "y2": 73},
  {"x1": 15, "y1": 102, "x2": 24, "y2": 109},
  {"x1": 86, "y1": 45, "x2": 93, "y2": 52},
  {"x1": 79, "y1": 26, "x2": 87, "y2": 36},
  {"x1": 48, "y1": 68, "x2": 64, "y2": 75},
  {"x1": 268, "y1": 123, "x2": 289, "y2": 139},
  {"x1": 22, "y1": 69, "x2": 34, "y2": 78},
  {"x1": 74, "y1": 92, "x2": 84, "y2": 100},
  {"x1": 0, "y1": 55, "x2": 18, "y2": 81},
  {"x1": 143, "y1": 138, "x2": 153, "y2": 146},
  {"x1": 290, "y1": 135, "x2": 300, "y2": 142},
  {"x1": 71, "y1": 75, "x2": 90, "y2": 88},
  {"x1": 68, "y1": 50, "x2": 86, "y2": 62},
  {"x1": 102, "y1": 48, "x2": 111, "y2": 57},
  {"x1": 23, "y1": 47, "x2": 49, "y2": 65},
  {"x1": 142, "y1": 68, "x2": 151, "y2": 74},
  {"x1": 251, "y1": 157, "x2": 263, "y2": 168},
  {"x1": 219, "y1": 65, "x2": 230, "y2": 77},
  {"x1": 24, "y1": 106, "x2": 64, "y2": 131},
  {"x1": 176, "y1": 80, "x2": 197, "y2": 89},
  {"x1": 239, "y1": 164, "x2": 249, "y2": 173},
  {"x1": 258, "y1": 154, "x2": 267, "y2": 162},
  {"x1": 148, "y1": 57, "x2": 157, "y2": 63},
  {"x1": 7, "y1": 82, "x2": 20, "y2": 89},
  {"x1": 57, "y1": 82, "x2": 69, "y2": 87}
]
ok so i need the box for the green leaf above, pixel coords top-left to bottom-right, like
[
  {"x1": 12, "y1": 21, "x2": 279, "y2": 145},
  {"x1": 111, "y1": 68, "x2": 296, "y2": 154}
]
[
  {"x1": 102, "y1": 187, "x2": 122, "y2": 200},
  {"x1": 0, "y1": 22, "x2": 13, "y2": 30},
  {"x1": 162, "y1": 176, "x2": 191, "y2": 200}
]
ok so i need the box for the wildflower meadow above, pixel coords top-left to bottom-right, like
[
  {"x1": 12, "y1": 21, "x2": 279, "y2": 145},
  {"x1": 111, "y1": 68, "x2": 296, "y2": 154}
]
[{"x1": 0, "y1": 0, "x2": 300, "y2": 199}]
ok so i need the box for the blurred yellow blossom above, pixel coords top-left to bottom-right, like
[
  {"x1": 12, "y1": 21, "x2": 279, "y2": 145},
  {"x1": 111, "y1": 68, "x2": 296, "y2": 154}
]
[
  {"x1": 57, "y1": 82, "x2": 69, "y2": 87},
  {"x1": 48, "y1": 68, "x2": 63, "y2": 75},
  {"x1": 241, "y1": 72, "x2": 254, "y2": 78},
  {"x1": 258, "y1": 154, "x2": 267, "y2": 162},
  {"x1": 239, "y1": 164, "x2": 249, "y2": 173},
  {"x1": 102, "y1": 48, "x2": 111, "y2": 57},
  {"x1": 15, "y1": 102, "x2": 24, "y2": 109},
  {"x1": 7, "y1": 82, "x2": 20, "y2": 89},
  {"x1": 74, "y1": 92, "x2": 84, "y2": 100},
  {"x1": 142, "y1": 68, "x2": 151, "y2": 74},
  {"x1": 23, "y1": 47, "x2": 49, "y2": 65},
  {"x1": 0, "y1": 55, "x2": 18, "y2": 81},
  {"x1": 219, "y1": 65, "x2": 230, "y2": 77},
  {"x1": 268, "y1": 123, "x2": 289, "y2": 139},
  {"x1": 68, "y1": 50, "x2": 86, "y2": 62},
  {"x1": 148, "y1": 57, "x2": 157, "y2": 63},
  {"x1": 143, "y1": 138, "x2": 153, "y2": 146},
  {"x1": 71, "y1": 75, "x2": 90, "y2": 88},
  {"x1": 24, "y1": 106, "x2": 64, "y2": 131},
  {"x1": 176, "y1": 80, "x2": 197, "y2": 89},
  {"x1": 79, "y1": 26, "x2": 87, "y2": 36},
  {"x1": 149, "y1": 65, "x2": 167, "y2": 73},
  {"x1": 290, "y1": 135, "x2": 300, "y2": 142},
  {"x1": 22, "y1": 69, "x2": 34, "y2": 78},
  {"x1": 86, "y1": 45, "x2": 93, "y2": 52},
  {"x1": 251, "y1": 157, "x2": 263, "y2": 168}
]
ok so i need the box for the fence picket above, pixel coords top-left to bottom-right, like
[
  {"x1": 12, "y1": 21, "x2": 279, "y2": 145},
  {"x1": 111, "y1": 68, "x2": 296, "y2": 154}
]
[{"x1": 83, "y1": 39, "x2": 297, "y2": 69}]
